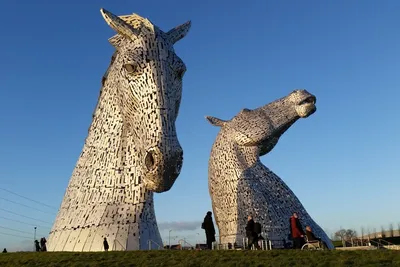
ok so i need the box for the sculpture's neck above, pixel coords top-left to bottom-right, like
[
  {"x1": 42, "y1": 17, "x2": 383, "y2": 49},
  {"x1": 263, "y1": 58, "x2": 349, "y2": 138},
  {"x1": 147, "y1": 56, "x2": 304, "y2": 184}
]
[
  {"x1": 259, "y1": 98, "x2": 299, "y2": 138},
  {"x1": 82, "y1": 82, "x2": 156, "y2": 224},
  {"x1": 81, "y1": 69, "x2": 148, "y2": 195},
  {"x1": 212, "y1": 130, "x2": 260, "y2": 170},
  {"x1": 86, "y1": 51, "x2": 141, "y2": 169}
]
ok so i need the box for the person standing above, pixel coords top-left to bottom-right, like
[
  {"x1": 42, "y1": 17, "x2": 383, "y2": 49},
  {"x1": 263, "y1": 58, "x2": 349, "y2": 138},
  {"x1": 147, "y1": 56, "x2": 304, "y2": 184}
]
[
  {"x1": 103, "y1": 237, "x2": 109, "y2": 252},
  {"x1": 289, "y1": 212, "x2": 305, "y2": 249},
  {"x1": 245, "y1": 215, "x2": 260, "y2": 250},
  {"x1": 201, "y1": 211, "x2": 216, "y2": 250},
  {"x1": 34, "y1": 240, "x2": 41, "y2": 252},
  {"x1": 40, "y1": 237, "x2": 47, "y2": 252}
]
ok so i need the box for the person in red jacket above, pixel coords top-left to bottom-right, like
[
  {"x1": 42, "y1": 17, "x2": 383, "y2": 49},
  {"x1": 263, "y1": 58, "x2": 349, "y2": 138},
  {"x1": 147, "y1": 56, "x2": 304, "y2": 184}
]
[{"x1": 289, "y1": 212, "x2": 305, "y2": 249}]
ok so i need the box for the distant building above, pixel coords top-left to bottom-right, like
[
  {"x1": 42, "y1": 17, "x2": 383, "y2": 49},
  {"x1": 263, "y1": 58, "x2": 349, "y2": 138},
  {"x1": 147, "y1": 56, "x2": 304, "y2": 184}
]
[{"x1": 360, "y1": 230, "x2": 400, "y2": 239}]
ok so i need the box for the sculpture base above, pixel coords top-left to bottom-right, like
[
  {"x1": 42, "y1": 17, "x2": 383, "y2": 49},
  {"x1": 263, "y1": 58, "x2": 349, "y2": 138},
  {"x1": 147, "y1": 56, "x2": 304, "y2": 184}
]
[
  {"x1": 47, "y1": 223, "x2": 162, "y2": 251},
  {"x1": 213, "y1": 165, "x2": 334, "y2": 249}
]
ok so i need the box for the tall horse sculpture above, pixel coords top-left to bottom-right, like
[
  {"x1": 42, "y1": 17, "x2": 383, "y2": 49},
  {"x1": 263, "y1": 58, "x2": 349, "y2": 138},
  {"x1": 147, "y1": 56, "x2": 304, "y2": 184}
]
[
  {"x1": 206, "y1": 89, "x2": 333, "y2": 249},
  {"x1": 48, "y1": 8, "x2": 191, "y2": 251}
]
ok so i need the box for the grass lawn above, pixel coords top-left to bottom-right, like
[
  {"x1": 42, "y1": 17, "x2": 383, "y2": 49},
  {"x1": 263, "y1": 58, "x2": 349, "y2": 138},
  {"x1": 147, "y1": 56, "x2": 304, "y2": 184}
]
[{"x1": 1, "y1": 250, "x2": 399, "y2": 267}]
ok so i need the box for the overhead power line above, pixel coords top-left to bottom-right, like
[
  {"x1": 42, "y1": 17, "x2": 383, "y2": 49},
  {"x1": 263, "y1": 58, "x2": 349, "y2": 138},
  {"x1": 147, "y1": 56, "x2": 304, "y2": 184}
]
[
  {"x1": 0, "y1": 187, "x2": 58, "y2": 210},
  {"x1": 0, "y1": 231, "x2": 31, "y2": 240},
  {"x1": 0, "y1": 196, "x2": 56, "y2": 215},
  {"x1": 0, "y1": 216, "x2": 51, "y2": 229},
  {"x1": 0, "y1": 226, "x2": 48, "y2": 238},
  {"x1": 0, "y1": 208, "x2": 53, "y2": 225},
  {"x1": 0, "y1": 225, "x2": 33, "y2": 235}
]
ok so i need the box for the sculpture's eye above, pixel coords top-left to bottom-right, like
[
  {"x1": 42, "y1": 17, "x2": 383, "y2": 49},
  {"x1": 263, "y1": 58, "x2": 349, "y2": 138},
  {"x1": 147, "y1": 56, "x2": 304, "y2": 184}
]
[{"x1": 124, "y1": 63, "x2": 140, "y2": 74}]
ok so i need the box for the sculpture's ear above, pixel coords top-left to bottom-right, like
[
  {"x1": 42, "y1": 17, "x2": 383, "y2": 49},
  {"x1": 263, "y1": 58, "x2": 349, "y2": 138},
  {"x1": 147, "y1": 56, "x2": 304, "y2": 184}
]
[
  {"x1": 166, "y1": 21, "x2": 191, "y2": 44},
  {"x1": 206, "y1": 116, "x2": 226, "y2": 127},
  {"x1": 100, "y1": 8, "x2": 140, "y2": 39}
]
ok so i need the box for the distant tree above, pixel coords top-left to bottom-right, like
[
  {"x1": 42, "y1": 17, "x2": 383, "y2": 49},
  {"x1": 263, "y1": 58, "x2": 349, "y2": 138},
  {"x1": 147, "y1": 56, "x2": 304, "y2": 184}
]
[
  {"x1": 334, "y1": 228, "x2": 358, "y2": 240},
  {"x1": 334, "y1": 229, "x2": 347, "y2": 246},
  {"x1": 381, "y1": 226, "x2": 386, "y2": 238},
  {"x1": 334, "y1": 228, "x2": 358, "y2": 247},
  {"x1": 389, "y1": 223, "x2": 394, "y2": 237},
  {"x1": 345, "y1": 229, "x2": 357, "y2": 239},
  {"x1": 361, "y1": 227, "x2": 365, "y2": 239},
  {"x1": 334, "y1": 229, "x2": 347, "y2": 241},
  {"x1": 373, "y1": 228, "x2": 377, "y2": 238}
]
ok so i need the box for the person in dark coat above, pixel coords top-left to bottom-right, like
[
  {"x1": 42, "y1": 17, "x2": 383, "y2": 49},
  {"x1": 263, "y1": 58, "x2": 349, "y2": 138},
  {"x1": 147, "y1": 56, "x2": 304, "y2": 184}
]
[
  {"x1": 290, "y1": 212, "x2": 305, "y2": 249},
  {"x1": 103, "y1": 237, "x2": 109, "y2": 251},
  {"x1": 201, "y1": 211, "x2": 216, "y2": 249},
  {"x1": 34, "y1": 240, "x2": 41, "y2": 252},
  {"x1": 40, "y1": 237, "x2": 47, "y2": 252},
  {"x1": 245, "y1": 215, "x2": 260, "y2": 250}
]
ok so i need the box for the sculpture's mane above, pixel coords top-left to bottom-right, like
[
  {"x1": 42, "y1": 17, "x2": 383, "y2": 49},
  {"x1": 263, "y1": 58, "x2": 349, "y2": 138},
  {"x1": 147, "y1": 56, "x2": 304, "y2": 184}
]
[
  {"x1": 208, "y1": 109, "x2": 287, "y2": 159},
  {"x1": 119, "y1": 14, "x2": 155, "y2": 31}
]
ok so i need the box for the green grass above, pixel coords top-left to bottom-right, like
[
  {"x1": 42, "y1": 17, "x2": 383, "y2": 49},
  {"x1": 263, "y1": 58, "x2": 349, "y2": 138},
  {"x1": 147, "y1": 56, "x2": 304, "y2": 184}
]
[
  {"x1": 331, "y1": 237, "x2": 400, "y2": 248},
  {"x1": 332, "y1": 240, "x2": 343, "y2": 247},
  {"x1": 1, "y1": 250, "x2": 400, "y2": 267}
]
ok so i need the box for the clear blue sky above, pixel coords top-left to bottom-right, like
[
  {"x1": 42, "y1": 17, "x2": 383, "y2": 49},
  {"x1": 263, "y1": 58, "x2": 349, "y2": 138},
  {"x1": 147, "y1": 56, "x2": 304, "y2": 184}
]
[{"x1": 0, "y1": 0, "x2": 399, "y2": 251}]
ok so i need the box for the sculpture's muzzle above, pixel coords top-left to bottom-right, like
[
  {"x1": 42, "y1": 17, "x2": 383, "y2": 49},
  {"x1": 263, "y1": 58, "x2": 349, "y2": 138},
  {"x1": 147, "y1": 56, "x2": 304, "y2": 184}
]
[{"x1": 143, "y1": 144, "x2": 183, "y2": 193}]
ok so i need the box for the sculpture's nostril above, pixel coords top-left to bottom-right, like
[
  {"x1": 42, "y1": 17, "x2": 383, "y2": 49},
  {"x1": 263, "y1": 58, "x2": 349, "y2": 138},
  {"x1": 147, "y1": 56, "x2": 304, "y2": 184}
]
[{"x1": 145, "y1": 150, "x2": 156, "y2": 170}]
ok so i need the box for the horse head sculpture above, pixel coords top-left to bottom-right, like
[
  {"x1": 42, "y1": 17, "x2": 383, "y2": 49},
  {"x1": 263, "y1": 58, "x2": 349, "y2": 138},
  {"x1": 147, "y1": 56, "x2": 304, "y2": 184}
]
[
  {"x1": 206, "y1": 90, "x2": 332, "y2": 249},
  {"x1": 48, "y1": 9, "x2": 191, "y2": 251},
  {"x1": 100, "y1": 8, "x2": 190, "y2": 192}
]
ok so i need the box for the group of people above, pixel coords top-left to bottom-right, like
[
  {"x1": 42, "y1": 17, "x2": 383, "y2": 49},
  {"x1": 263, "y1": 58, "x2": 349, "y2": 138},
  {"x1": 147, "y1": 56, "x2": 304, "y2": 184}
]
[
  {"x1": 201, "y1": 212, "x2": 263, "y2": 250},
  {"x1": 2, "y1": 212, "x2": 324, "y2": 253},
  {"x1": 245, "y1": 215, "x2": 263, "y2": 249},
  {"x1": 34, "y1": 237, "x2": 47, "y2": 252},
  {"x1": 201, "y1": 211, "x2": 326, "y2": 250},
  {"x1": 290, "y1": 212, "x2": 327, "y2": 249}
]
